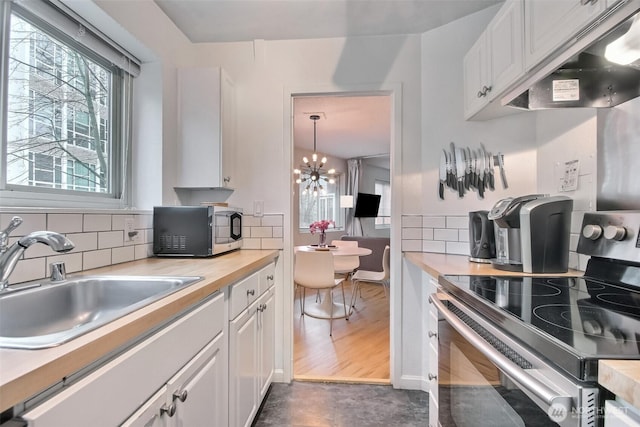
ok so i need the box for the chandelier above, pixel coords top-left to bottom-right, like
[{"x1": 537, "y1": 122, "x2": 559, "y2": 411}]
[{"x1": 294, "y1": 114, "x2": 335, "y2": 196}]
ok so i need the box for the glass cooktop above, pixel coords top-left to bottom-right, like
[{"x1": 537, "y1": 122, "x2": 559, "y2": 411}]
[{"x1": 439, "y1": 273, "x2": 640, "y2": 381}]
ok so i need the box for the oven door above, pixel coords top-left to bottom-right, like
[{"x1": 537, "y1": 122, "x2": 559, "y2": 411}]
[{"x1": 430, "y1": 293, "x2": 599, "y2": 427}]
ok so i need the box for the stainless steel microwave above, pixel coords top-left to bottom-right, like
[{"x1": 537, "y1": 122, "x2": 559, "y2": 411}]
[{"x1": 153, "y1": 206, "x2": 243, "y2": 257}]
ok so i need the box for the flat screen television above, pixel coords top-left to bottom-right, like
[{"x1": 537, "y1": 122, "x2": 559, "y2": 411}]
[{"x1": 353, "y1": 193, "x2": 381, "y2": 217}]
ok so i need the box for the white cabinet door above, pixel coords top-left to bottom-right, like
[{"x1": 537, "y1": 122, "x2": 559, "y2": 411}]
[
  {"x1": 177, "y1": 67, "x2": 235, "y2": 189},
  {"x1": 463, "y1": 32, "x2": 489, "y2": 118},
  {"x1": 229, "y1": 301, "x2": 259, "y2": 427},
  {"x1": 464, "y1": 0, "x2": 524, "y2": 120},
  {"x1": 170, "y1": 333, "x2": 227, "y2": 427},
  {"x1": 524, "y1": 0, "x2": 605, "y2": 70},
  {"x1": 258, "y1": 289, "x2": 275, "y2": 400},
  {"x1": 121, "y1": 386, "x2": 170, "y2": 427},
  {"x1": 488, "y1": 0, "x2": 524, "y2": 97}
]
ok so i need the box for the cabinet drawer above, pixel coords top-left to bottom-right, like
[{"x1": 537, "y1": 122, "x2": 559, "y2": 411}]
[
  {"x1": 230, "y1": 271, "x2": 260, "y2": 320},
  {"x1": 259, "y1": 263, "x2": 276, "y2": 295},
  {"x1": 21, "y1": 292, "x2": 224, "y2": 427}
]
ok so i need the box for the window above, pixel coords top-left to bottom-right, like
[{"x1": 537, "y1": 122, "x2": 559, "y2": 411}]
[
  {"x1": 299, "y1": 175, "x2": 343, "y2": 231},
  {"x1": 1, "y1": 1, "x2": 139, "y2": 207},
  {"x1": 375, "y1": 180, "x2": 391, "y2": 228}
]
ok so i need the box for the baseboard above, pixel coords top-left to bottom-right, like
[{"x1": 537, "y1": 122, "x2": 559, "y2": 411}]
[
  {"x1": 293, "y1": 374, "x2": 391, "y2": 385},
  {"x1": 397, "y1": 374, "x2": 429, "y2": 392}
]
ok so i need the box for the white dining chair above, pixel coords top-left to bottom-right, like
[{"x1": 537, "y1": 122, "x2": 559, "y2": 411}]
[
  {"x1": 331, "y1": 239, "x2": 360, "y2": 283},
  {"x1": 349, "y1": 245, "x2": 390, "y2": 312},
  {"x1": 294, "y1": 250, "x2": 347, "y2": 336}
]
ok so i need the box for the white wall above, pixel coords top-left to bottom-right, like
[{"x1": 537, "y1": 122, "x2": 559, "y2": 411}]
[{"x1": 420, "y1": 5, "x2": 539, "y2": 217}]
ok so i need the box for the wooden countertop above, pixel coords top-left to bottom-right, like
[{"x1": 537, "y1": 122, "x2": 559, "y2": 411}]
[
  {"x1": 0, "y1": 249, "x2": 279, "y2": 412},
  {"x1": 405, "y1": 251, "x2": 640, "y2": 410},
  {"x1": 599, "y1": 360, "x2": 640, "y2": 408},
  {"x1": 403, "y1": 251, "x2": 581, "y2": 278}
]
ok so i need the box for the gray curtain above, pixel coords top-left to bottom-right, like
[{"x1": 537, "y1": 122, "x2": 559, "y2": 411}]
[{"x1": 345, "y1": 159, "x2": 362, "y2": 236}]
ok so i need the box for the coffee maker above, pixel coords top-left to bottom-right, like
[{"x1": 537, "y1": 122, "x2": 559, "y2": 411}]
[{"x1": 488, "y1": 194, "x2": 573, "y2": 273}]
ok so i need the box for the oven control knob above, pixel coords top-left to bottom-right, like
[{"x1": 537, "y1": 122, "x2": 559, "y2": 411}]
[
  {"x1": 604, "y1": 225, "x2": 626, "y2": 241},
  {"x1": 582, "y1": 225, "x2": 603, "y2": 240}
]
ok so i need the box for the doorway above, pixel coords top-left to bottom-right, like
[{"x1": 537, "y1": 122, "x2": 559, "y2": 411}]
[{"x1": 291, "y1": 92, "x2": 392, "y2": 384}]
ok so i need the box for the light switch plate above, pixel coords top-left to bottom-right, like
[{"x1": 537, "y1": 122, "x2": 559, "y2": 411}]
[{"x1": 254, "y1": 200, "x2": 264, "y2": 217}]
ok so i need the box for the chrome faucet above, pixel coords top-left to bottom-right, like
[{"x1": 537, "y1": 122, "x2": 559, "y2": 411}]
[{"x1": 0, "y1": 217, "x2": 75, "y2": 290}]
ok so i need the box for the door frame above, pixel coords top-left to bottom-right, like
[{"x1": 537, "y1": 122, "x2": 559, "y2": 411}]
[{"x1": 282, "y1": 82, "x2": 403, "y2": 385}]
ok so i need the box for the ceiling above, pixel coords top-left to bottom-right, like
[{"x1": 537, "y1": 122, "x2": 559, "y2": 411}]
[
  {"x1": 153, "y1": 0, "x2": 501, "y2": 165},
  {"x1": 154, "y1": 0, "x2": 501, "y2": 43}
]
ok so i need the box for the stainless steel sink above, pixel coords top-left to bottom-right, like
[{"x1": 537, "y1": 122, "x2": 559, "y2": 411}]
[{"x1": 0, "y1": 275, "x2": 203, "y2": 349}]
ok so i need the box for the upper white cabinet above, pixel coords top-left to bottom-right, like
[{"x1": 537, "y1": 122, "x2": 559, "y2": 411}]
[
  {"x1": 523, "y1": 0, "x2": 605, "y2": 70},
  {"x1": 177, "y1": 67, "x2": 236, "y2": 189},
  {"x1": 464, "y1": 0, "x2": 524, "y2": 120}
]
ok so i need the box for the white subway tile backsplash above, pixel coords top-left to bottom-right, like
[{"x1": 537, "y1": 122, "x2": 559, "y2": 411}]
[
  {"x1": 422, "y1": 228, "x2": 434, "y2": 240},
  {"x1": 402, "y1": 240, "x2": 422, "y2": 252},
  {"x1": 446, "y1": 216, "x2": 468, "y2": 229},
  {"x1": 112, "y1": 246, "x2": 135, "y2": 264},
  {"x1": 135, "y1": 214, "x2": 153, "y2": 230},
  {"x1": 98, "y1": 231, "x2": 124, "y2": 249},
  {"x1": 243, "y1": 216, "x2": 262, "y2": 227},
  {"x1": 402, "y1": 216, "x2": 422, "y2": 228},
  {"x1": 0, "y1": 213, "x2": 46, "y2": 236},
  {"x1": 84, "y1": 214, "x2": 112, "y2": 232},
  {"x1": 447, "y1": 241, "x2": 469, "y2": 256},
  {"x1": 8, "y1": 257, "x2": 46, "y2": 285},
  {"x1": 434, "y1": 228, "x2": 459, "y2": 241},
  {"x1": 47, "y1": 253, "x2": 83, "y2": 274},
  {"x1": 112, "y1": 214, "x2": 134, "y2": 231},
  {"x1": 67, "y1": 232, "x2": 98, "y2": 252},
  {"x1": 135, "y1": 243, "x2": 153, "y2": 260},
  {"x1": 402, "y1": 228, "x2": 422, "y2": 240},
  {"x1": 47, "y1": 213, "x2": 83, "y2": 233},
  {"x1": 423, "y1": 216, "x2": 446, "y2": 228},
  {"x1": 242, "y1": 238, "x2": 262, "y2": 249},
  {"x1": 423, "y1": 240, "x2": 446, "y2": 253},
  {"x1": 458, "y1": 229, "x2": 469, "y2": 242},
  {"x1": 273, "y1": 227, "x2": 283, "y2": 238},
  {"x1": 251, "y1": 227, "x2": 273, "y2": 238},
  {"x1": 261, "y1": 215, "x2": 283, "y2": 227},
  {"x1": 83, "y1": 249, "x2": 112, "y2": 270}
]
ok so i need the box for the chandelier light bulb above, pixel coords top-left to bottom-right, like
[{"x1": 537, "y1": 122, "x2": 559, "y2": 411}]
[
  {"x1": 328, "y1": 178, "x2": 335, "y2": 184},
  {"x1": 327, "y1": 168, "x2": 335, "y2": 174},
  {"x1": 321, "y1": 157, "x2": 327, "y2": 164},
  {"x1": 295, "y1": 178, "x2": 301, "y2": 184},
  {"x1": 302, "y1": 156, "x2": 309, "y2": 164},
  {"x1": 294, "y1": 169, "x2": 300, "y2": 175},
  {"x1": 312, "y1": 153, "x2": 318, "y2": 162}
]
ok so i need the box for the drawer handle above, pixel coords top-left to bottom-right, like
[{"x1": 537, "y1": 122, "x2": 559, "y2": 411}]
[
  {"x1": 247, "y1": 289, "x2": 255, "y2": 296},
  {"x1": 428, "y1": 331, "x2": 437, "y2": 338},
  {"x1": 173, "y1": 389, "x2": 188, "y2": 402},
  {"x1": 160, "y1": 403, "x2": 176, "y2": 417},
  {"x1": 428, "y1": 373, "x2": 438, "y2": 381}
]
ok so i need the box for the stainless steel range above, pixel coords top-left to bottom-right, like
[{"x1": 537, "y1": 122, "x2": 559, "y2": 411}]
[{"x1": 431, "y1": 211, "x2": 640, "y2": 427}]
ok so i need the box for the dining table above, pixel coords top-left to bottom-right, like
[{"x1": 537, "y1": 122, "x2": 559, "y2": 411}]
[{"x1": 294, "y1": 245, "x2": 372, "y2": 319}]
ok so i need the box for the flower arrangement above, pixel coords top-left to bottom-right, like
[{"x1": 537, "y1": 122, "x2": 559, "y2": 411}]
[{"x1": 309, "y1": 219, "x2": 335, "y2": 234}]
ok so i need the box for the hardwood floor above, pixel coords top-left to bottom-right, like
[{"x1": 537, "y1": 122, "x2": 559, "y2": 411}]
[{"x1": 293, "y1": 279, "x2": 390, "y2": 383}]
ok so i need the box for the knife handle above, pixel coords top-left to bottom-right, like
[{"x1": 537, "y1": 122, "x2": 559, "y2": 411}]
[
  {"x1": 439, "y1": 182, "x2": 444, "y2": 200},
  {"x1": 458, "y1": 181, "x2": 464, "y2": 198},
  {"x1": 478, "y1": 179, "x2": 485, "y2": 198},
  {"x1": 488, "y1": 172, "x2": 495, "y2": 190}
]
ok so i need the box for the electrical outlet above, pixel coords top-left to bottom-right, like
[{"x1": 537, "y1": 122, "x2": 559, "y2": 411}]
[{"x1": 124, "y1": 218, "x2": 138, "y2": 242}]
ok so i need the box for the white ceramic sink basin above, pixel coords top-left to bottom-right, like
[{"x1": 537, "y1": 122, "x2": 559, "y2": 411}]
[{"x1": 0, "y1": 275, "x2": 202, "y2": 349}]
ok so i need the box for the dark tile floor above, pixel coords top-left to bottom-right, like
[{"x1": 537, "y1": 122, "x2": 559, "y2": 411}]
[{"x1": 253, "y1": 381, "x2": 429, "y2": 427}]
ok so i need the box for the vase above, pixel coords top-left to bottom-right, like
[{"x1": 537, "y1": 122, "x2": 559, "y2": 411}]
[{"x1": 318, "y1": 230, "x2": 327, "y2": 247}]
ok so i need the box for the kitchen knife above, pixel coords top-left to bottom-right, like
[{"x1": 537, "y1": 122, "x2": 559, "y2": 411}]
[
  {"x1": 477, "y1": 150, "x2": 485, "y2": 198},
  {"x1": 439, "y1": 150, "x2": 446, "y2": 199},
  {"x1": 464, "y1": 147, "x2": 472, "y2": 190},
  {"x1": 471, "y1": 149, "x2": 478, "y2": 189},
  {"x1": 497, "y1": 153, "x2": 508, "y2": 189},
  {"x1": 487, "y1": 151, "x2": 495, "y2": 191},
  {"x1": 455, "y1": 147, "x2": 465, "y2": 197},
  {"x1": 445, "y1": 150, "x2": 453, "y2": 188},
  {"x1": 450, "y1": 142, "x2": 457, "y2": 184}
]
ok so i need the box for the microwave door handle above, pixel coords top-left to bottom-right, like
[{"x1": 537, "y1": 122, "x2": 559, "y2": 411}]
[{"x1": 429, "y1": 294, "x2": 573, "y2": 418}]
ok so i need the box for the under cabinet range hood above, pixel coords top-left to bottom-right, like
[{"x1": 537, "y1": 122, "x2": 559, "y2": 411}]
[{"x1": 505, "y1": 1, "x2": 640, "y2": 110}]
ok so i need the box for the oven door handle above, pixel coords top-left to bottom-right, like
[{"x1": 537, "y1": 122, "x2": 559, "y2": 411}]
[{"x1": 429, "y1": 293, "x2": 573, "y2": 416}]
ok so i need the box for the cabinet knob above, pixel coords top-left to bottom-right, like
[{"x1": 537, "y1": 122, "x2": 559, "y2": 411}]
[
  {"x1": 223, "y1": 176, "x2": 231, "y2": 185},
  {"x1": 477, "y1": 90, "x2": 485, "y2": 98},
  {"x1": 160, "y1": 403, "x2": 176, "y2": 417},
  {"x1": 267, "y1": 275, "x2": 274, "y2": 281},
  {"x1": 247, "y1": 289, "x2": 255, "y2": 296},
  {"x1": 428, "y1": 373, "x2": 438, "y2": 381},
  {"x1": 173, "y1": 389, "x2": 188, "y2": 402},
  {"x1": 257, "y1": 303, "x2": 267, "y2": 312},
  {"x1": 428, "y1": 331, "x2": 437, "y2": 338}
]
